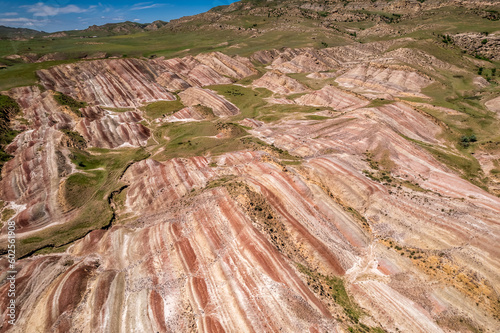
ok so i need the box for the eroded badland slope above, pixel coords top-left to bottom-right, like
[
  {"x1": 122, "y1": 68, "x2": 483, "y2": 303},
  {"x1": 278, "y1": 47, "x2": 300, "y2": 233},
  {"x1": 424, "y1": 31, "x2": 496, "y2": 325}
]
[{"x1": 0, "y1": 0, "x2": 500, "y2": 332}]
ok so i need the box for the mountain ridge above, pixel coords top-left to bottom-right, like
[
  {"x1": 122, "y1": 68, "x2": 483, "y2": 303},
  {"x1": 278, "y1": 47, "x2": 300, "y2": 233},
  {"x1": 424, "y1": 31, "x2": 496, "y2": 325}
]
[{"x1": 0, "y1": 1, "x2": 499, "y2": 332}]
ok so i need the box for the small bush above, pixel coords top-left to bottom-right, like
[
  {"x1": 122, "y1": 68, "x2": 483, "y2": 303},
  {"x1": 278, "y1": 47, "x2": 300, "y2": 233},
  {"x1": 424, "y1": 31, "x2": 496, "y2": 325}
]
[
  {"x1": 54, "y1": 92, "x2": 86, "y2": 116},
  {"x1": 0, "y1": 94, "x2": 21, "y2": 175},
  {"x1": 460, "y1": 134, "x2": 477, "y2": 147}
]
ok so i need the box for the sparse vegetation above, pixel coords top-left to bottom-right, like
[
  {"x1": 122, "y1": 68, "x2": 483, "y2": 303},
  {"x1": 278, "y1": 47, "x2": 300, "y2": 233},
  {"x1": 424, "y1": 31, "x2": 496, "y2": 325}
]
[
  {"x1": 142, "y1": 98, "x2": 184, "y2": 119},
  {"x1": 61, "y1": 129, "x2": 87, "y2": 149},
  {"x1": 2, "y1": 0, "x2": 500, "y2": 330},
  {"x1": 54, "y1": 92, "x2": 86, "y2": 116},
  {"x1": 18, "y1": 147, "x2": 149, "y2": 257},
  {"x1": 0, "y1": 94, "x2": 21, "y2": 176},
  {"x1": 459, "y1": 134, "x2": 477, "y2": 147}
]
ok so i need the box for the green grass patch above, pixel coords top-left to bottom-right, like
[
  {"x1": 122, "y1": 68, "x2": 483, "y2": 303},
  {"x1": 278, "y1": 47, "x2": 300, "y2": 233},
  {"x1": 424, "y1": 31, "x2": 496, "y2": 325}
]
[
  {"x1": 401, "y1": 181, "x2": 429, "y2": 192},
  {"x1": 1, "y1": 208, "x2": 15, "y2": 222},
  {"x1": 207, "y1": 84, "x2": 272, "y2": 120},
  {"x1": 366, "y1": 98, "x2": 394, "y2": 108},
  {"x1": 0, "y1": 59, "x2": 79, "y2": 91},
  {"x1": 281, "y1": 160, "x2": 302, "y2": 165},
  {"x1": 154, "y1": 121, "x2": 246, "y2": 160},
  {"x1": 296, "y1": 263, "x2": 376, "y2": 329},
  {"x1": 54, "y1": 92, "x2": 86, "y2": 116},
  {"x1": 142, "y1": 98, "x2": 184, "y2": 119},
  {"x1": 61, "y1": 129, "x2": 86, "y2": 149},
  {"x1": 326, "y1": 275, "x2": 363, "y2": 323},
  {"x1": 288, "y1": 73, "x2": 338, "y2": 90},
  {"x1": 424, "y1": 146, "x2": 486, "y2": 189},
  {"x1": 305, "y1": 115, "x2": 331, "y2": 120},
  {"x1": 0, "y1": 94, "x2": 21, "y2": 176},
  {"x1": 103, "y1": 107, "x2": 136, "y2": 113},
  {"x1": 21, "y1": 237, "x2": 44, "y2": 245}
]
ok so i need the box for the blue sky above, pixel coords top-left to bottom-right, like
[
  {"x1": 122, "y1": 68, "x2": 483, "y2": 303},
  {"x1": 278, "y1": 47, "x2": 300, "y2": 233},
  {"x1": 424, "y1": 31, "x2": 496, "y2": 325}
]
[{"x1": 0, "y1": 1, "x2": 238, "y2": 32}]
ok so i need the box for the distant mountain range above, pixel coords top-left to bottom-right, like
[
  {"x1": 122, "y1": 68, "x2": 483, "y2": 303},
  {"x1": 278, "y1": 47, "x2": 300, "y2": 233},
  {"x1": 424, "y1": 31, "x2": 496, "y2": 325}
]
[
  {"x1": 0, "y1": 20, "x2": 168, "y2": 40},
  {"x1": 0, "y1": 25, "x2": 45, "y2": 39}
]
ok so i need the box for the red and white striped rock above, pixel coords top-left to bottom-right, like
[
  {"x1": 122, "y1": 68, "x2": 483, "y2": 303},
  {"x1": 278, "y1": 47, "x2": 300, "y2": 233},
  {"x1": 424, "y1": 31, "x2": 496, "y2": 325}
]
[
  {"x1": 336, "y1": 63, "x2": 433, "y2": 97},
  {"x1": 76, "y1": 107, "x2": 150, "y2": 148},
  {"x1": 37, "y1": 58, "x2": 176, "y2": 108},
  {"x1": 165, "y1": 106, "x2": 208, "y2": 122},
  {"x1": 0, "y1": 86, "x2": 74, "y2": 234},
  {"x1": 485, "y1": 95, "x2": 500, "y2": 114},
  {"x1": 253, "y1": 70, "x2": 309, "y2": 95},
  {"x1": 178, "y1": 87, "x2": 239, "y2": 117},
  {"x1": 295, "y1": 85, "x2": 369, "y2": 111},
  {"x1": 195, "y1": 51, "x2": 256, "y2": 79}
]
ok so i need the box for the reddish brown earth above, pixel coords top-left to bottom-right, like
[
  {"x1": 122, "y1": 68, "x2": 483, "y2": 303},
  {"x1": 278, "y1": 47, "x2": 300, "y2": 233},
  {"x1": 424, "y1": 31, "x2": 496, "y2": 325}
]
[
  {"x1": 178, "y1": 87, "x2": 240, "y2": 117},
  {"x1": 76, "y1": 107, "x2": 150, "y2": 148},
  {"x1": 335, "y1": 63, "x2": 433, "y2": 98},
  {"x1": 1, "y1": 42, "x2": 499, "y2": 333},
  {"x1": 295, "y1": 85, "x2": 369, "y2": 111},
  {"x1": 164, "y1": 106, "x2": 212, "y2": 123},
  {"x1": 253, "y1": 70, "x2": 309, "y2": 95},
  {"x1": 37, "y1": 58, "x2": 176, "y2": 108},
  {"x1": 0, "y1": 86, "x2": 74, "y2": 234}
]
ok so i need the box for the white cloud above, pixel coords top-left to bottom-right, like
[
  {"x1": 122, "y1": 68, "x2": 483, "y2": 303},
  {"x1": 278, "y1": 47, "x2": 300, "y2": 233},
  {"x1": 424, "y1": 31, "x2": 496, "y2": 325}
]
[
  {"x1": 1, "y1": 12, "x2": 19, "y2": 17},
  {"x1": 133, "y1": 18, "x2": 140, "y2": 22},
  {"x1": 0, "y1": 17, "x2": 49, "y2": 27},
  {"x1": 0, "y1": 17, "x2": 44, "y2": 23},
  {"x1": 23, "y1": 3, "x2": 88, "y2": 17},
  {"x1": 131, "y1": 3, "x2": 163, "y2": 10}
]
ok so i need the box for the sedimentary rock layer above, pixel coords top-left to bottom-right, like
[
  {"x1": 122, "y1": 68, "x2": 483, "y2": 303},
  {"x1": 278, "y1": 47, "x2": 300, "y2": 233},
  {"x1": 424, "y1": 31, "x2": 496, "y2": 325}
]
[
  {"x1": 252, "y1": 41, "x2": 399, "y2": 73},
  {"x1": 165, "y1": 106, "x2": 212, "y2": 122},
  {"x1": 37, "y1": 58, "x2": 176, "y2": 108},
  {"x1": 295, "y1": 85, "x2": 369, "y2": 111},
  {"x1": 178, "y1": 87, "x2": 240, "y2": 117},
  {"x1": 252, "y1": 70, "x2": 309, "y2": 95},
  {"x1": 335, "y1": 63, "x2": 433, "y2": 97},
  {"x1": 485, "y1": 96, "x2": 500, "y2": 114},
  {"x1": 1, "y1": 44, "x2": 499, "y2": 333},
  {"x1": 76, "y1": 106, "x2": 150, "y2": 148},
  {"x1": 151, "y1": 51, "x2": 256, "y2": 87},
  {"x1": 0, "y1": 86, "x2": 73, "y2": 233}
]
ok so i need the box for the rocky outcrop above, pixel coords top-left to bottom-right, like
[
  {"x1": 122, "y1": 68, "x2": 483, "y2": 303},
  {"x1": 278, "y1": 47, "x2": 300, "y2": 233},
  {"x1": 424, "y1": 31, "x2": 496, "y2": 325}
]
[
  {"x1": 1, "y1": 41, "x2": 500, "y2": 333},
  {"x1": 452, "y1": 33, "x2": 500, "y2": 61},
  {"x1": 178, "y1": 87, "x2": 239, "y2": 117},
  {"x1": 485, "y1": 95, "x2": 500, "y2": 114},
  {"x1": 0, "y1": 86, "x2": 73, "y2": 233},
  {"x1": 156, "y1": 71, "x2": 192, "y2": 91},
  {"x1": 151, "y1": 52, "x2": 255, "y2": 87},
  {"x1": 247, "y1": 99, "x2": 500, "y2": 329},
  {"x1": 195, "y1": 52, "x2": 256, "y2": 79},
  {"x1": 336, "y1": 63, "x2": 433, "y2": 97},
  {"x1": 76, "y1": 106, "x2": 150, "y2": 148},
  {"x1": 252, "y1": 70, "x2": 309, "y2": 95},
  {"x1": 307, "y1": 72, "x2": 337, "y2": 79},
  {"x1": 165, "y1": 106, "x2": 214, "y2": 122},
  {"x1": 382, "y1": 48, "x2": 454, "y2": 70},
  {"x1": 252, "y1": 41, "x2": 399, "y2": 73},
  {"x1": 37, "y1": 58, "x2": 176, "y2": 108},
  {"x1": 152, "y1": 55, "x2": 233, "y2": 87},
  {"x1": 295, "y1": 85, "x2": 369, "y2": 111}
]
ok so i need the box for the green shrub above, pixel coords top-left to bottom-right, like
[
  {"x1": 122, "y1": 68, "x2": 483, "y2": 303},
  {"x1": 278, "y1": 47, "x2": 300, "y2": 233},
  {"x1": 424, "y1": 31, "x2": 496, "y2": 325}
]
[
  {"x1": 54, "y1": 92, "x2": 86, "y2": 116},
  {"x1": 0, "y1": 94, "x2": 21, "y2": 176}
]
